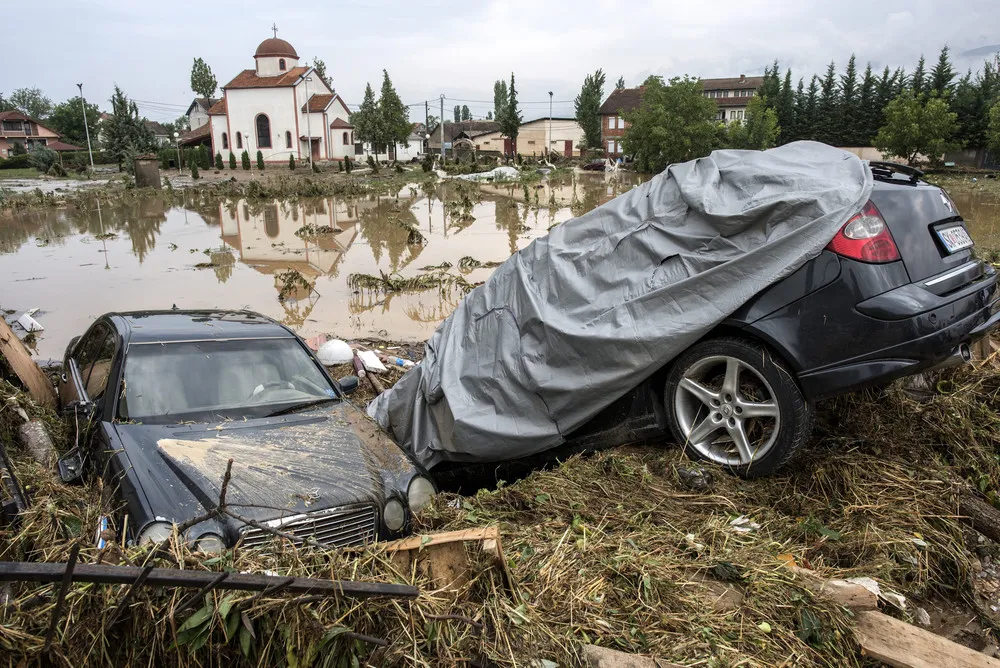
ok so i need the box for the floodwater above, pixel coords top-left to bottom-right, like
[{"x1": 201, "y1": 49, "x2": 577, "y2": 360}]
[
  {"x1": 4, "y1": 175, "x2": 998, "y2": 361},
  {"x1": 0, "y1": 173, "x2": 644, "y2": 358}
]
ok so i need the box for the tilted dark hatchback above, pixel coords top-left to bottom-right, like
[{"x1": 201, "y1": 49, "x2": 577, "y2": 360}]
[
  {"x1": 559, "y1": 163, "x2": 1000, "y2": 477},
  {"x1": 57, "y1": 310, "x2": 434, "y2": 552}
]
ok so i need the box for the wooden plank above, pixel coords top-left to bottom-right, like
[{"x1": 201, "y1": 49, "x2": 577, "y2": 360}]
[
  {"x1": 0, "y1": 318, "x2": 56, "y2": 409},
  {"x1": 384, "y1": 526, "x2": 513, "y2": 594},
  {"x1": 787, "y1": 565, "x2": 877, "y2": 610},
  {"x1": 0, "y1": 562, "x2": 417, "y2": 599},
  {"x1": 384, "y1": 527, "x2": 500, "y2": 553},
  {"x1": 855, "y1": 610, "x2": 1000, "y2": 668}
]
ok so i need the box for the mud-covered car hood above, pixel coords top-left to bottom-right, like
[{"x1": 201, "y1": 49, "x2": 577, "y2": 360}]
[{"x1": 113, "y1": 401, "x2": 419, "y2": 540}]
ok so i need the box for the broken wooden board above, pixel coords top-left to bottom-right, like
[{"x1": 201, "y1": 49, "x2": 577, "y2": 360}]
[
  {"x1": 786, "y1": 565, "x2": 878, "y2": 610},
  {"x1": 581, "y1": 644, "x2": 685, "y2": 668},
  {"x1": 855, "y1": 609, "x2": 1000, "y2": 668},
  {"x1": 0, "y1": 317, "x2": 55, "y2": 409},
  {"x1": 384, "y1": 526, "x2": 514, "y2": 594}
]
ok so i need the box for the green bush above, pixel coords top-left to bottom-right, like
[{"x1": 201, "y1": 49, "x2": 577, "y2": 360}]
[
  {"x1": 191, "y1": 161, "x2": 199, "y2": 179},
  {"x1": 47, "y1": 162, "x2": 67, "y2": 177},
  {"x1": 0, "y1": 154, "x2": 31, "y2": 170},
  {"x1": 367, "y1": 155, "x2": 378, "y2": 172},
  {"x1": 229, "y1": 152, "x2": 237, "y2": 169},
  {"x1": 289, "y1": 154, "x2": 296, "y2": 170},
  {"x1": 215, "y1": 152, "x2": 223, "y2": 170},
  {"x1": 27, "y1": 147, "x2": 58, "y2": 173},
  {"x1": 159, "y1": 149, "x2": 170, "y2": 170},
  {"x1": 421, "y1": 153, "x2": 434, "y2": 172},
  {"x1": 256, "y1": 150, "x2": 264, "y2": 170},
  {"x1": 344, "y1": 156, "x2": 352, "y2": 173},
  {"x1": 198, "y1": 145, "x2": 210, "y2": 169},
  {"x1": 241, "y1": 151, "x2": 250, "y2": 170},
  {"x1": 338, "y1": 160, "x2": 343, "y2": 172},
  {"x1": 11, "y1": 142, "x2": 27, "y2": 156},
  {"x1": 312, "y1": 161, "x2": 320, "y2": 173}
]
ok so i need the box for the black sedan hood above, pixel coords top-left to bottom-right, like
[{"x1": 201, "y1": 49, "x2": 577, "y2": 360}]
[{"x1": 114, "y1": 401, "x2": 417, "y2": 540}]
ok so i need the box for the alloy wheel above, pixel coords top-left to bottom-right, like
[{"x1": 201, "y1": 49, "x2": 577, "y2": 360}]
[{"x1": 674, "y1": 354, "x2": 781, "y2": 466}]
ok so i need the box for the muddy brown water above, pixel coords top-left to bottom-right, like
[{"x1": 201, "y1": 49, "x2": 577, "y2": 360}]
[
  {"x1": 0, "y1": 173, "x2": 644, "y2": 359},
  {"x1": 3, "y1": 176, "x2": 998, "y2": 361}
]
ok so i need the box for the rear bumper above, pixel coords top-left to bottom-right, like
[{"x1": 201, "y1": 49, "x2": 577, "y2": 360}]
[{"x1": 798, "y1": 274, "x2": 1000, "y2": 399}]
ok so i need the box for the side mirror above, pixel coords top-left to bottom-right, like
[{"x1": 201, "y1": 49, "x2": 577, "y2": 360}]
[
  {"x1": 63, "y1": 400, "x2": 96, "y2": 421},
  {"x1": 64, "y1": 335, "x2": 81, "y2": 363},
  {"x1": 57, "y1": 447, "x2": 84, "y2": 483},
  {"x1": 337, "y1": 376, "x2": 359, "y2": 395}
]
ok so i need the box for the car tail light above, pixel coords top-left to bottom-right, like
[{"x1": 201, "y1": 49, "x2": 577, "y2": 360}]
[{"x1": 826, "y1": 200, "x2": 900, "y2": 263}]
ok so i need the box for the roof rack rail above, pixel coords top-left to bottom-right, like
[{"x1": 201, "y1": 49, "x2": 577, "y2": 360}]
[{"x1": 868, "y1": 161, "x2": 924, "y2": 183}]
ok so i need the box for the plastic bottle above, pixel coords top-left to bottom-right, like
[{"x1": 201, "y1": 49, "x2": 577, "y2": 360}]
[{"x1": 383, "y1": 356, "x2": 415, "y2": 368}]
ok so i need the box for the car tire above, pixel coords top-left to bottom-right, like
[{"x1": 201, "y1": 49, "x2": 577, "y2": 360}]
[{"x1": 664, "y1": 336, "x2": 813, "y2": 478}]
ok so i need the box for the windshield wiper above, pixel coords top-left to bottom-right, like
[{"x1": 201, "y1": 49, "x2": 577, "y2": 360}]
[{"x1": 267, "y1": 397, "x2": 338, "y2": 417}]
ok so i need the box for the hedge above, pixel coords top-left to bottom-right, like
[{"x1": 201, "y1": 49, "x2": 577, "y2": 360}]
[{"x1": 0, "y1": 154, "x2": 31, "y2": 170}]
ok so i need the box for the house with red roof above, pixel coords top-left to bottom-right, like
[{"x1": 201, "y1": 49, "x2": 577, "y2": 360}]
[
  {"x1": 208, "y1": 35, "x2": 354, "y2": 163},
  {"x1": 0, "y1": 111, "x2": 82, "y2": 158}
]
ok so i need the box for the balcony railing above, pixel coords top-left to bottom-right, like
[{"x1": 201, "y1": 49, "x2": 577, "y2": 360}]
[{"x1": 0, "y1": 125, "x2": 34, "y2": 137}]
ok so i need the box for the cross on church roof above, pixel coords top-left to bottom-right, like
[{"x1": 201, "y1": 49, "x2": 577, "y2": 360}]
[{"x1": 271, "y1": 23, "x2": 278, "y2": 38}]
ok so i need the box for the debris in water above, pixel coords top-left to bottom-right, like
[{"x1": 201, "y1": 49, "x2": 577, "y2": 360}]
[
  {"x1": 457, "y1": 256, "x2": 503, "y2": 272},
  {"x1": 293, "y1": 224, "x2": 341, "y2": 241},
  {"x1": 347, "y1": 271, "x2": 472, "y2": 296}
]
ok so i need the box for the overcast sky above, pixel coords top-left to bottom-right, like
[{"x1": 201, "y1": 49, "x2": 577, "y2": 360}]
[{"x1": 9, "y1": 0, "x2": 999, "y2": 123}]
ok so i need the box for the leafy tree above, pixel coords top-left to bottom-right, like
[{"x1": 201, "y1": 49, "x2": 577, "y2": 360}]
[
  {"x1": 988, "y1": 100, "x2": 1000, "y2": 154},
  {"x1": 622, "y1": 75, "x2": 718, "y2": 172},
  {"x1": 229, "y1": 152, "x2": 236, "y2": 169},
  {"x1": 378, "y1": 70, "x2": 410, "y2": 151},
  {"x1": 616, "y1": 77, "x2": 625, "y2": 90},
  {"x1": 910, "y1": 55, "x2": 927, "y2": 98},
  {"x1": 47, "y1": 96, "x2": 100, "y2": 147},
  {"x1": 27, "y1": 145, "x2": 58, "y2": 173},
  {"x1": 256, "y1": 150, "x2": 264, "y2": 170},
  {"x1": 952, "y1": 58, "x2": 999, "y2": 149},
  {"x1": 162, "y1": 114, "x2": 189, "y2": 137},
  {"x1": 493, "y1": 79, "x2": 508, "y2": 128},
  {"x1": 197, "y1": 144, "x2": 209, "y2": 168},
  {"x1": 875, "y1": 67, "x2": 898, "y2": 133},
  {"x1": 498, "y1": 73, "x2": 522, "y2": 145},
  {"x1": 241, "y1": 150, "x2": 250, "y2": 170},
  {"x1": 486, "y1": 111, "x2": 493, "y2": 120},
  {"x1": 103, "y1": 85, "x2": 156, "y2": 168},
  {"x1": 839, "y1": 55, "x2": 859, "y2": 145},
  {"x1": 725, "y1": 96, "x2": 780, "y2": 150},
  {"x1": 190, "y1": 58, "x2": 218, "y2": 99},
  {"x1": 453, "y1": 105, "x2": 461, "y2": 123},
  {"x1": 191, "y1": 159, "x2": 199, "y2": 179},
  {"x1": 789, "y1": 78, "x2": 806, "y2": 142},
  {"x1": 758, "y1": 61, "x2": 781, "y2": 104},
  {"x1": 575, "y1": 68, "x2": 606, "y2": 149},
  {"x1": 776, "y1": 70, "x2": 794, "y2": 143},
  {"x1": 352, "y1": 83, "x2": 384, "y2": 157},
  {"x1": 797, "y1": 76, "x2": 820, "y2": 142},
  {"x1": 312, "y1": 57, "x2": 332, "y2": 90},
  {"x1": 874, "y1": 92, "x2": 958, "y2": 164},
  {"x1": 289, "y1": 154, "x2": 296, "y2": 170},
  {"x1": 461, "y1": 105, "x2": 471, "y2": 121},
  {"x1": 8, "y1": 87, "x2": 53, "y2": 119},
  {"x1": 816, "y1": 62, "x2": 840, "y2": 144},
  {"x1": 215, "y1": 152, "x2": 223, "y2": 169},
  {"x1": 0, "y1": 93, "x2": 12, "y2": 112},
  {"x1": 929, "y1": 46, "x2": 956, "y2": 98}
]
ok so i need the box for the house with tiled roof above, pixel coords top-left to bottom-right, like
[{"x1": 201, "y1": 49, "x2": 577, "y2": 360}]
[
  {"x1": 185, "y1": 97, "x2": 221, "y2": 130},
  {"x1": 144, "y1": 120, "x2": 171, "y2": 146},
  {"x1": 207, "y1": 34, "x2": 353, "y2": 164},
  {"x1": 0, "y1": 111, "x2": 81, "y2": 157}
]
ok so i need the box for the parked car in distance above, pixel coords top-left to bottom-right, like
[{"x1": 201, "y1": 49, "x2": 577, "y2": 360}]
[
  {"x1": 557, "y1": 162, "x2": 1000, "y2": 478},
  {"x1": 57, "y1": 310, "x2": 435, "y2": 552}
]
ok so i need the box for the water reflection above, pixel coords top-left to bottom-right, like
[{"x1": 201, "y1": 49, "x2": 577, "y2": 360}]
[{"x1": 1, "y1": 172, "x2": 653, "y2": 357}]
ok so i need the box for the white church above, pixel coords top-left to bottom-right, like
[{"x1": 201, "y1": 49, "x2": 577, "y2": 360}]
[{"x1": 207, "y1": 35, "x2": 356, "y2": 164}]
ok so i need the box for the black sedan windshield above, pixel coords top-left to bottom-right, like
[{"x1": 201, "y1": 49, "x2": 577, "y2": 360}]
[{"x1": 119, "y1": 338, "x2": 336, "y2": 423}]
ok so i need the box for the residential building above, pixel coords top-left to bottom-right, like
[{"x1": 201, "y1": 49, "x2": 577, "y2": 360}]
[
  {"x1": 471, "y1": 118, "x2": 585, "y2": 157},
  {"x1": 0, "y1": 111, "x2": 81, "y2": 157},
  {"x1": 186, "y1": 97, "x2": 221, "y2": 130},
  {"x1": 599, "y1": 87, "x2": 644, "y2": 157},
  {"x1": 357, "y1": 123, "x2": 426, "y2": 162},
  {"x1": 208, "y1": 35, "x2": 354, "y2": 163},
  {"x1": 701, "y1": 74, "x2": 764, "y2": 123},
  {"x1": 426, "y1": 120, "x2": 499, "y2": 155},
  {"x1": 144, "y1": 120, "x2": 171, "y2": 146}
]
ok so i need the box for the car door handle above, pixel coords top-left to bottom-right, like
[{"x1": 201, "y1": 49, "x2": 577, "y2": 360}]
[{"x1": 60, "y1": 373, "x2": 68, "y2": 384}]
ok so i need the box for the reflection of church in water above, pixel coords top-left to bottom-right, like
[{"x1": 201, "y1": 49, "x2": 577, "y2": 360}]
[{"x1": 218, "y1": 198, "x2": 361, "y2": 283}]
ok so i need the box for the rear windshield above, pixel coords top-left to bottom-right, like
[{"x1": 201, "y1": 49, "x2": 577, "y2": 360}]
[{"x1": 119, "y1": 338, "x2": 335, "y2": 423}]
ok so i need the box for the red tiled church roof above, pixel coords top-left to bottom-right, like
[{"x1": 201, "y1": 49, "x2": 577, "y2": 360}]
[
  {"x1": 207, "y1": 99, "x2": 227, "y2": 115},
  {"x1": 302, "y1": 94, "x2": 333, "y2": 112},
  {"x1": 223, "y1": 66, "x2": 309, "y2": 90}
]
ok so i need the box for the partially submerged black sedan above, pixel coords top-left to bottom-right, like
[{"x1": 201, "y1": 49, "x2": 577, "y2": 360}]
[{"x1": 57, "y1": 310, "x2": 434, "y2": 551}]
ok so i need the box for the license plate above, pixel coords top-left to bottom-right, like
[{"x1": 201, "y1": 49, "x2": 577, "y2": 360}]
[{"x1": 936, "y1": 225, "x2": 974, "y2": 253}]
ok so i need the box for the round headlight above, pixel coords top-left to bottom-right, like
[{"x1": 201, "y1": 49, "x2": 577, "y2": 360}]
[
  {"x1": 137, "y1": 521, "x2": 174, "y2": 545},
  {"x1": 407, "y1": 476, "x2": 436, "y2": 514},
  {"x1": 383, "y1": 498, "x2": 405, "y2": 532},
  {"x1": 194, "y1": 533, "x2": 226, "y2": 554}
]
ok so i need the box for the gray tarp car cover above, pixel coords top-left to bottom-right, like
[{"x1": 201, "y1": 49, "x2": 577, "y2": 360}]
[{"x1": 369, "y1": 141, "x2": 873, "y2": 468}]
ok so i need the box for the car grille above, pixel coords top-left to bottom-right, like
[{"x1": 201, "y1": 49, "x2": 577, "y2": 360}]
[{"x1": 239, "y1": 504, "x2": 378, "y2": 548}]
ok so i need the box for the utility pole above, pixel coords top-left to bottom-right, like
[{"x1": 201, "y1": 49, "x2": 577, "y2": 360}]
[
  {"x1": 548, "y1": 91, "x2": 553, "y2": 159},
  {"x1": 76, "y1": 83, "x2": 95, "y2": 173},
  {"x1": 425, "y1": 100, "x2": 429, "y2": 154},
  {"x1": 439, "y1": 95, "x2": 445, "y2": 161},
  {"x1": 304, "y1": 75, "x2": 313, "y2": 164}
]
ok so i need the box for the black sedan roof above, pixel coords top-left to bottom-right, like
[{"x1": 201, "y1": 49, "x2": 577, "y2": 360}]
[{"x1": 114, "y1": 310, "x2": 294, "y2": 344}]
